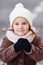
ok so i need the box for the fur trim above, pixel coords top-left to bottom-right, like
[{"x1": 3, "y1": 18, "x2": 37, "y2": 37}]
[{"x1": 6, "y1": 30, "x2": 35, "y2": 44}]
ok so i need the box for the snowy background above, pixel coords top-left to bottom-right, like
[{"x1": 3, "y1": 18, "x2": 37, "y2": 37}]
[{"x1": 0, "y1": 0, "x2": 43, "y2": 65}]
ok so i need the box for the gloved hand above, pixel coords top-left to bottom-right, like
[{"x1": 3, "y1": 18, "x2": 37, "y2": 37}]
[
  {"x1": 23, "y1": 39, "x2": 32, "y2": 52},
  {"x1": 14, "y1": 38, "x2": 24, "y2": 52}
]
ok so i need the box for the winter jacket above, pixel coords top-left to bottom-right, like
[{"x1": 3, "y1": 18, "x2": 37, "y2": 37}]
[{"x1": 0, "y1": 35, "x2": 43, "y2": 65}]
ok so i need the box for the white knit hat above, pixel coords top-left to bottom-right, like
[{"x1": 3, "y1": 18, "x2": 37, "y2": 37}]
[
  {"x1": 9, "y1": 3, "x2": 36, "y2": 33},
  {"x1": 9, "y1": 3, "x2": 32, "y2": 27}
]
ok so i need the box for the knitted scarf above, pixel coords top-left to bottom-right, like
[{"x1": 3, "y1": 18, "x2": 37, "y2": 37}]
[{"x1": 6, "y1": 30, "x2": 35, "y2": 44}]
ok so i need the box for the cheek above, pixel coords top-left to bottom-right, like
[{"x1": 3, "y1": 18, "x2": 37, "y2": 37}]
[
  {"x1": 12, "y1": 25, "x2": 17, "y2": 31},
  {"x1": 13, "y1": 26, "x2": 18, "y2": 30},
  {"x1": 24, "y1": 25, "x2": 29, "y2": 30}
]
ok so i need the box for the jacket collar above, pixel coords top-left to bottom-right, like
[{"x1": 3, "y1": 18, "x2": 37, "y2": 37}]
[{"x1": 6, "y1": 30, "x2": 35, "y2": 44}]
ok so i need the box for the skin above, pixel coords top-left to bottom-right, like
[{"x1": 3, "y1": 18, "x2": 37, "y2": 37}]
[{"x1": 12, "y1": 17, "x2": 30, "y2": 36}]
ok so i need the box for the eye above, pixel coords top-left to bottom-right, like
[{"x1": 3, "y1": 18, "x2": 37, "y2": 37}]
[
  {"x1": 22, "y1": 22, "x2": 27, "y2": 25},
  {"x1": 15, "y1": 23, "x2": 19, "y2": 25}
]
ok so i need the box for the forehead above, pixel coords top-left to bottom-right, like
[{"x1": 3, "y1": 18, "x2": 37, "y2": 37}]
[{"x1": 13, "y1": 17, "x2": 28, "y2": 22}]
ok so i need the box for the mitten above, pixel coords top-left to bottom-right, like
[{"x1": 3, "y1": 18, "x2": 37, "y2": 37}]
[
  {"x1": 14, "y1": 38, "x2": 24, "y2": 52},
  {"x1": 23, "y1": 39, "x2": 32, "y2": 52}
]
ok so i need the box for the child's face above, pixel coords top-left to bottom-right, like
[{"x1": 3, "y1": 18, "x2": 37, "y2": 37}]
[{"x1": 12, "y1": 17, "x2": 30, "y2": 36}]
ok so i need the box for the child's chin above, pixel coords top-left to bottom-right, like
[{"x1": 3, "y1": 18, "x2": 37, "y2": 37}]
[
  {"x1": 17, "y1": 33, "x2": 27, "y2": 36},
  {"x1": 17, "y1": 33, "x2": 24, "y2": 36}
]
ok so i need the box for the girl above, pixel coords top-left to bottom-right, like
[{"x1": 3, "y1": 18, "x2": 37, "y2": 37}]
[{"x1": 0, "y1": 3, "x2": 43, "y2": 65}]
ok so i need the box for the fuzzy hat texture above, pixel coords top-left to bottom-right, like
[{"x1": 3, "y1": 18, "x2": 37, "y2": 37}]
[
  {"x1": 9, "y1": 3, "x2": 32, "y2": 27},
  {"x1": 9, "y1": 3, "x2": 36, "y2": 33}
]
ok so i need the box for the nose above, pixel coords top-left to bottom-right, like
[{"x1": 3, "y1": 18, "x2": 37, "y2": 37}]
[{"x1": 19, "y1": 24, "x2": 23, "y2": 29}]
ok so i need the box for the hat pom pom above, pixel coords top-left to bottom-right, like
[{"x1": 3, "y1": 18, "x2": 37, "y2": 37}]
[{"x1": 15, "y1": 3, "x2": 24, "y2": 9}]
